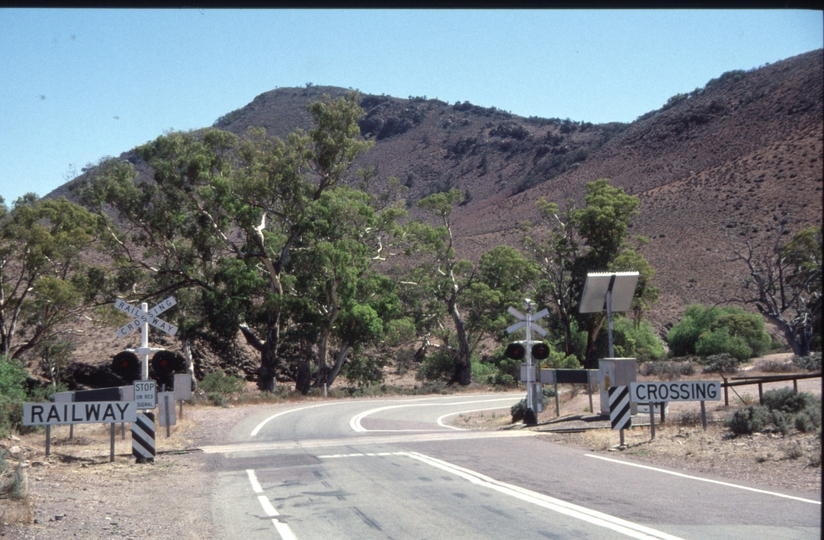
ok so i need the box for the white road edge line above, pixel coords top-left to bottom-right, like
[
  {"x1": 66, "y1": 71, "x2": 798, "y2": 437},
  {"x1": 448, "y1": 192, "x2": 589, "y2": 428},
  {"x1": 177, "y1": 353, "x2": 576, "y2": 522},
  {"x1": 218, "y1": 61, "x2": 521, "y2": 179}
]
[
  {"x1": 251, "y1": 402, "x2": 341, "y2": 437},
  {"x1": 436, "y1": 405, "x2": 514, "y2": 430},
  {"x1": 585, "y1": 454, "x2": 822, "y2": 505},
  {"x1": 349, "y1": 397, "x2": 521, "y2": 433},
  {"x1": 316, "y1": 452, "x2": 682, "y2": 540},
  {"x1": 250, "y1": 395, "x2": 469, "y2": 436},
  {"x1": 246, "y1": 469, "x2": 299, "y2": 540}
]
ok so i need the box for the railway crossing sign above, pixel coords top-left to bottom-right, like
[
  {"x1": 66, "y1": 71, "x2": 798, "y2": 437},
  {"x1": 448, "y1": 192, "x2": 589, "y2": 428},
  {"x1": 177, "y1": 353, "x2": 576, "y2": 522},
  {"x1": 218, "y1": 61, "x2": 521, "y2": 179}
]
[
  {"x1": 114, "y1": 296, "x2": 178, "y2": 338},
  {"x1": 506, "y1": 306, "x2": 549, "y2": 337},
  {"x1": 506, "y1": 300, "x2": 549, "y2": 422}
]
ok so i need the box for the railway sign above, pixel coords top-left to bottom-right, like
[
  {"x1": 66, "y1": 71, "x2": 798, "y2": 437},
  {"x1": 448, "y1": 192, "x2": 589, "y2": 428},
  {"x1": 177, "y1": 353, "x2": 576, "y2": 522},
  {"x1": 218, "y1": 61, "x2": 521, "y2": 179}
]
[
  {"x1": 630, "y1": 381, "x2": 721, "y2": 403},
  {"x1": 506, "y1": 306, "x2": 548, "y2": 336},
  {"x1": 114, "y1": 297, "x2": 178, "y2": 338},
  {"x1": 23, "y1": 401, "x2": 136, "y2": 426}
]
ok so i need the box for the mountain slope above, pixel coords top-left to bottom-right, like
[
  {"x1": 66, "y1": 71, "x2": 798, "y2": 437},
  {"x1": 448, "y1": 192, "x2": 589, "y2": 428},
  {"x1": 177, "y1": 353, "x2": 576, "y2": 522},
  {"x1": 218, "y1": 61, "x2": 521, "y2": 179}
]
[{"x1": 49, "y1": 49, "x2": 823, "y2": 334}]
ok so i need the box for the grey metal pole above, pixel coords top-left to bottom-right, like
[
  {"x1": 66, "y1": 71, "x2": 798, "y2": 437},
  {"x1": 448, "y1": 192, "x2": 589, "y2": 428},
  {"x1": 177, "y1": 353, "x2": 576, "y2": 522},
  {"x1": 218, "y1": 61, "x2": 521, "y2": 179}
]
[
  {"x1": 588, "y1": 380, "x2": 594, "y2": 414},
  {"x1": 649, "y1": 404, "x2": 656, "y2": 439},
  {"x1": 554, "y1": 380, "x2": 560, "y2": 417},
  {"x1": 606, "y1": 289, "x2": 614, "y2": 359},
  {"x1": 165, "y1": 394, "x2": 171, "y2": 438},
  {"x1": 45, "y1": 425, "x2": 51, "y2": 457},
  {"x1": 110, "y1": 423, "x2": 115, "y2": 462},
  {"x1": 700, "y1": 401, "x2": 707, "y2": 430}
]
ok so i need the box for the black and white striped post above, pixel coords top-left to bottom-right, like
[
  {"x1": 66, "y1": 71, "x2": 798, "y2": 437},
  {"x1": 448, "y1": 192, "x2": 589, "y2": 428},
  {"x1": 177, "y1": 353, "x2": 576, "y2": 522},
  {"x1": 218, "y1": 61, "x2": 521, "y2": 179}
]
[
  {"x1": 132, "y1": 412, "x2": 156, "y2": 463},
  {"x1": 609, "y1": 385, "x2": 632, "y2": 447}
]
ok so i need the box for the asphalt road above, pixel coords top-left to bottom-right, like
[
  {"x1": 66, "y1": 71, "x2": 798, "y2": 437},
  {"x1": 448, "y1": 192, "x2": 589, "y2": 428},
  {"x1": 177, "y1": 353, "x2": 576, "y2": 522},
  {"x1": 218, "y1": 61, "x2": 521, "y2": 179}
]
[{"x1": 200, "y1": 393, "x2": 821, "y2": 540}]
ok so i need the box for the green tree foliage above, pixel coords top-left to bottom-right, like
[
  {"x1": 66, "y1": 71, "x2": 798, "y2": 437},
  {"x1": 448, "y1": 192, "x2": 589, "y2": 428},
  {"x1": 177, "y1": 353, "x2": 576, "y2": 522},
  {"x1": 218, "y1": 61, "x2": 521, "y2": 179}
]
[
  {"x1": 524, "y1": 179, "x2": 658, "y2": 368},
  {"x1": 729, "y1": 223, "x2": 821, "y2": 356},
  {"x1": 403, "y1": 191, "x2": 537, "y2": 384},
  {"x1": 668, "y1": 304, "x2": 771, "y2": 361},
  {"x1": 75, "y1": 93, "x2": 404, "y2": 393},
  {"x1": 591, "y1": 317, "x2": 666, "y2": 363},
  {"x1": 1, "y1": 354, "x2": 58, "y2": 437},
  {"x1": 0, "y1": 196, "x2": 104, "y2": 361}
]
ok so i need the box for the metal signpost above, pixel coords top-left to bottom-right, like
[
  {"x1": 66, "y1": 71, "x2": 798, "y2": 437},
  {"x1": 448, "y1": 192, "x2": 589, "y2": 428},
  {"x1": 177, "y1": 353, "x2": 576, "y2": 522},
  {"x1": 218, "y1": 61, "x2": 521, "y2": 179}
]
[{"x1": 506, "y1": 299, "x2": 548, "y2": 422}]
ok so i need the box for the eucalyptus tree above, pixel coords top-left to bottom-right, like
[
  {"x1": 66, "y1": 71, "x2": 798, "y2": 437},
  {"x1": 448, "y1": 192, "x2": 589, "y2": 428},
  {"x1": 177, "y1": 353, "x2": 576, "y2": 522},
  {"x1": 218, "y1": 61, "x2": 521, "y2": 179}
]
[
  {"x1": 75, "y1": 93, "x2": 383, "y2": 391},
  {"x1": 404, "y1": 189, "x2": 536, "y2": 385},
  {"x1": 0, "y1": 195, "x2": 104, "y2": 360},
  {"x1": 728, "y1": 223, "x2": 821, "y2": 357},
  {"x1": 524, "y1": 179, "x2": 658, "y2": 368},
  {"x1": 286, "y1": 186, "x2": 405, "y2": 391}
]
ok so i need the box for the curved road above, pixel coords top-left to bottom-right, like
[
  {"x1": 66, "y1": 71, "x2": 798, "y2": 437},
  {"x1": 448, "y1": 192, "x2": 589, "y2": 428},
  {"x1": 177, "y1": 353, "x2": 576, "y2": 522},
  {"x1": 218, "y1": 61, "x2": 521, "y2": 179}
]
[{"x1": 200, "y1": 393, "x2": 820, "y2": 539}]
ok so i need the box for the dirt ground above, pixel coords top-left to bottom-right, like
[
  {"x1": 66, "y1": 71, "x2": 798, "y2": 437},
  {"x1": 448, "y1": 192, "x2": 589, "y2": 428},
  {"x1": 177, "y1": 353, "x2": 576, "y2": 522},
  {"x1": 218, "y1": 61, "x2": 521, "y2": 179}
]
[{"x1": 1, "y1": 357, "x2": 821, "y2": 538}]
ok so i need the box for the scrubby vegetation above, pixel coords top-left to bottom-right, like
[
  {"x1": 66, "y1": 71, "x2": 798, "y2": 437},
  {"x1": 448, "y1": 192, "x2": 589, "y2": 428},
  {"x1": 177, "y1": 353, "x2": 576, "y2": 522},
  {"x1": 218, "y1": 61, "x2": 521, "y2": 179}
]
[
  {"x1": 668, "y1": 304, "x2": 771, "y2": 361},
  {"x1": 0, "y1": 356, "x2": 58, "y2": 438},
  {"x1": 510, "y1": 387, "x2": 555, "y2": 423},
  {"x1": 727, "y1": 388, "x2": 821, "y2": 436}
]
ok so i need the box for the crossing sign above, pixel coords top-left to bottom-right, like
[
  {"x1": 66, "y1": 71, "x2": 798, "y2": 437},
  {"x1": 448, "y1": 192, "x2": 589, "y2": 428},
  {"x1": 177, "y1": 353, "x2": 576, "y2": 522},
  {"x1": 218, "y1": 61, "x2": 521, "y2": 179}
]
[
  {"x1": 506, "y1": 306, "x2": 548, "y2": 336},
  {"x1": 114, "y1": 297, "x2": 178, "y2": 337}
]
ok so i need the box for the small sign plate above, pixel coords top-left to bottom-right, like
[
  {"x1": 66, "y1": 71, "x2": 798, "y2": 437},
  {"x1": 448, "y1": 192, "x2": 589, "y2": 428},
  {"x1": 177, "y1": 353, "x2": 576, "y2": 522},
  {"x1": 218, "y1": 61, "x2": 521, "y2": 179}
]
[{"x1": 134, "y1": 380, "x2": 157, "y2": 410}]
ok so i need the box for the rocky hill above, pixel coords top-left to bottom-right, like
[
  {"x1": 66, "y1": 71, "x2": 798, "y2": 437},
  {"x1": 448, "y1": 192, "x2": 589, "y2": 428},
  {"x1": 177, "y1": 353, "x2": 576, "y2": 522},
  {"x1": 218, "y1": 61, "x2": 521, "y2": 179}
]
[{"x1": 49, "y1": 49, "x2": 823, "y2": 338}]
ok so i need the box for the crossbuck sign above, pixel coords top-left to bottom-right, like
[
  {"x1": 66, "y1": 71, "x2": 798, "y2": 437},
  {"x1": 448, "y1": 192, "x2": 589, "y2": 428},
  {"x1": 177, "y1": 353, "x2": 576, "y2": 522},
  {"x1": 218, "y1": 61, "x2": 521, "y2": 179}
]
[{"x1": 114, "y1": 297, "x2": 178, "y2": 338}]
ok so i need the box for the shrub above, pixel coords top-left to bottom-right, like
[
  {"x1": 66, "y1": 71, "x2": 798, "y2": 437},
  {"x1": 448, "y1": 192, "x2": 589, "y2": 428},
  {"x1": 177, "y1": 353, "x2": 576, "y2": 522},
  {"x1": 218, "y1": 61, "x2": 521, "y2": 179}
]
[
  {"x1": 755, "y1": 359, "x2": 796, "y2": 373},
  {"x1": 792, "y1": 353, "x2": 821, "y2": 371},
  {"x1": 668, "y1": 304, "x2": 723, "y2": 356},
  {"x1": 727, "y1": 405, "x2": 771, "y2": 435},
  {"x1": 510, "y1": 399, "x2": 527, "y2": 423},
  {"x1": 541, "y1": 347, "x2": 582, "y2": 370},
  {"x1": 728, "y1": 388, "x2": 821, "y2": 436},
  {"x1": 0, "y1": 357, "x2": 28, "y2": 439},
  {"x1": 711, "y1": 313, "x2": 771, "y2": 357},
  {"x1": 416, "y1": 349, "x2": 456, "y2": 382},
  {"x1": 675, "y1": 410, "x2": 703, "y2": 426},
  {"x1": 696, "y1": 328, "x2": 752, "y2": 361},
  {"x1": 206, "y1": 392, "x2": 227, "y2": 407},
  {"x1": 668, "y1": 304, "x2": 769, "y2": 360},
  {"x1": 771, "y1": 410, "x2": 792, "y2": 435},
  {"x1": 795, "y1": 408, "x2": 821, "y2": 432},
  {"x1": 199, "y1": 369, "x2": 245, "y2": 395},
  {"x1": 510, "y1": 390, "x2": 553, "y2": 423},
  {"x1": 639, "y1": 360, "x2": 696, "y2": 380},
  {"x1": 761, "y1": 387, "x2": 817, "y2": 414},
  {"x1": 471, "y1": 360, "x2": 497, "y2": 383},
  {"x1": 699, "y1": 353, "x2": 739, "y2": 374},
  {"x1": 342, "y1": 354, "x2": 388, "y2": 387},
  {"x1": 591, "y1": 318, "x2": 665, "y2": 363}
]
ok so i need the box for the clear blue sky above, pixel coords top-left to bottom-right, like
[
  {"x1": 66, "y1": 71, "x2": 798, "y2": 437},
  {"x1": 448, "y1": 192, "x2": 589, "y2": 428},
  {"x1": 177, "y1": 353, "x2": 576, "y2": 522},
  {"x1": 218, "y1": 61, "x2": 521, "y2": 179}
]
[{"x1": 1, "y1": 9, "x2": 821, "y2": 205}]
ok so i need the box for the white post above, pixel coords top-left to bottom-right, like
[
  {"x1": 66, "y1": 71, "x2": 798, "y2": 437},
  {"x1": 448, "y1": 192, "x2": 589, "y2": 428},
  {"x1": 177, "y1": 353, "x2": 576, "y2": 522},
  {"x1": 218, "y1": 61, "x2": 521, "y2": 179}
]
[
  {"x1": 525, "y1": 302, "x2": 534, "y2": 413},
  {"x1": 141, "y1": 302, "x2": 150, "y2": 381}
]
